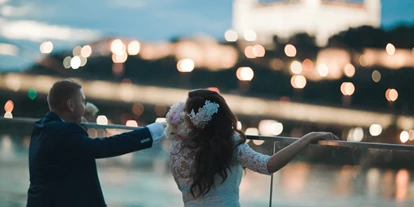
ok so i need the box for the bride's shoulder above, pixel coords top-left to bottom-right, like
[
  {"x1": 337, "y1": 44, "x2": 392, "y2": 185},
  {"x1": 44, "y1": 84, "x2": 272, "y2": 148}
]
[
  {"x1": 232, "y1": 132, "x2": 240, "y2": 141},
  {"x1": 232, "y1": 133, "x2": 247, "y2": 146}
]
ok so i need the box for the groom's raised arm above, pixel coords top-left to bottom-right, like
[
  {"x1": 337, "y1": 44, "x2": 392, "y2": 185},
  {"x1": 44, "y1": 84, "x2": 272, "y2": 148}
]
[{"x1": 60, "y1": 122, "x2": 165, "y2": 159}]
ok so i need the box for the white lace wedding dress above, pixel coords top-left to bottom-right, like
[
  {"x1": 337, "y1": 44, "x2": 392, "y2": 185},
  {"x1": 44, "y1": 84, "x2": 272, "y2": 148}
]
[{"x1": 169, "y1": 134, "x2": 271, "y2": 207}]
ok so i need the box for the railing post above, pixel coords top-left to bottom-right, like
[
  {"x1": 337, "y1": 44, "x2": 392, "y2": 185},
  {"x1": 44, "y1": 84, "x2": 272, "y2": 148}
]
[{"x1": 268, "y1": 141, "x2": 276, "y2": 207}]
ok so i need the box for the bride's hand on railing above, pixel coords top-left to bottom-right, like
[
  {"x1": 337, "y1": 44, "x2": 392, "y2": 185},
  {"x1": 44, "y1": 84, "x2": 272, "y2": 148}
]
[{"x1": 301, "y1": 132, "x2": 340, "y2": 142}]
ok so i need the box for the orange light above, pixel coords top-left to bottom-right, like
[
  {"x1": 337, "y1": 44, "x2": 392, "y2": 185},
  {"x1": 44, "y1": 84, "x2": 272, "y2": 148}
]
[
  {"x1": 284, "y1": 44, "x2": 296, "y2": 57},
  {"x1": 344, "y1": 64, "x2": 355, "y2": 78},
  {"x1": 302, "y1": 59, "x2": 313, "y2": 71},
  {"x1": 340, "y1": 82, "x2": 355, "y2": 96},
  {"x1": 132, "y1": 103, "x2": 144, "y2": 116},
  {"x1": 4, "y1": 100, "x2": 14, "y2": 112},
  {"x1": 207, "y1": 87, "x2": 220, "y2": 93},
  {"x1": 80, "y1": 45, "x2": 92, "y2": 57},
  {"x1": 290, "y1": 75, "x2": 306, "y2": 89},
  {"x1": 385, "y1": 88, "x2": 398, "y2": 102},
  {"x1": 112, "y1": 52, "x2": 128, "y2": 63},
  {"x1": 252, "y1": 45, "x2": 265, "y2": 57},
  {"x1": 244, "y1": 46, "x2": 255, "y2": 59}
]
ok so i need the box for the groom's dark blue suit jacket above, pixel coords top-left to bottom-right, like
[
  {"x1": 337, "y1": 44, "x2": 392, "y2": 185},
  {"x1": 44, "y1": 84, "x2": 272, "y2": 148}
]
[{"x1": 27, "y1": 112, "x2": 154, "y2": 207}]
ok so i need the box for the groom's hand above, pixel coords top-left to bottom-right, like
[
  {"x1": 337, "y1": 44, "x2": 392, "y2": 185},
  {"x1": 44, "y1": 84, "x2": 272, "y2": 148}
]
[
  {"x1": 146, "y1": 123, "x2": 166, "y2": 143},
  {"x1": 160, "y1": 122, "x2": 167, "y2": 129}
]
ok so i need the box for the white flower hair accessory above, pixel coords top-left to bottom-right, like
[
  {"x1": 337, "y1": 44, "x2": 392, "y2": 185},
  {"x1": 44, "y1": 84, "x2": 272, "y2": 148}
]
[{"x1": 187, "y1": 100, "x2": 220, "y2": 128}]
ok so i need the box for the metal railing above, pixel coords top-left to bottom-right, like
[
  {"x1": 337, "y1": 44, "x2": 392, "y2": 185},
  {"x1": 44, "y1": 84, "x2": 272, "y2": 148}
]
[
  {"x1": 1, "y1": 117, "x2": 414, "y2": 207},
  {"x1": 2, "y1": 117, "x2": 414, "y2": 151}
]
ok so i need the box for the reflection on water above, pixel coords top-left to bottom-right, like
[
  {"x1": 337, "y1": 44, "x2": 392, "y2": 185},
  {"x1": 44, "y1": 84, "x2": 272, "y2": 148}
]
[
  {"x1": 1, "y1": 135, "x2": 14, "y2": 159},
  {"x1": 0, "y1": 134, "x2": 414, "y2": 207},
  {"x1": 280, "y1": 162, "x2": 310, "y2": 196},
  {"x1": 336, "y1": 165, "x2": 358, "y2": 195},
  {"x1": 367, "y1": 168, "x2": 380, "y2": 197},
  {"x1": 396, "y1": 169, "x2": 410, "y2": 201}
]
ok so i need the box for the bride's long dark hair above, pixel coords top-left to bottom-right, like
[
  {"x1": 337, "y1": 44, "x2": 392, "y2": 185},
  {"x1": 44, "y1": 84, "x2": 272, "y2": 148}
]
[{"x1": 183, "y1": 89, "x2": 246, "y2": 198}]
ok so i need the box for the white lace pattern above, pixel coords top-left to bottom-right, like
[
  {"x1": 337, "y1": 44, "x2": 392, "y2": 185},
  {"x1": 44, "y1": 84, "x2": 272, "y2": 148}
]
[{"x1": 169, "y1": 134, "x2": 271, "y2": 206}]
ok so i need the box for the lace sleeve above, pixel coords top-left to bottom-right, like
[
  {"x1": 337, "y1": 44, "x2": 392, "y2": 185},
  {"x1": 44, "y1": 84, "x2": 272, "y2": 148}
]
[{"x1": 235, "y1": 143, "x2": 271, "y2": 175}]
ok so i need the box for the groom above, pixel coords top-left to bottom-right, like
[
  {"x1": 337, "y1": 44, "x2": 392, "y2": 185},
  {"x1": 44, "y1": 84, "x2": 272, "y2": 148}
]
[{"x1": 26, "y1": 79, "x2": 165, "y2": 207}]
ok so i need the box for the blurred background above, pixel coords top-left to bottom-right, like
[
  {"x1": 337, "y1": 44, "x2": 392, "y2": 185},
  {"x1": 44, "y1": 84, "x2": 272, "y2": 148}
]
[{"x1": 0, "y1": 0, "x2": 414, "y2": 206}]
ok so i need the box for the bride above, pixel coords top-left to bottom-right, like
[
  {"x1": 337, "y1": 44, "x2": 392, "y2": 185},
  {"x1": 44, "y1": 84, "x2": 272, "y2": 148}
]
[{"x1": 165, "y1": 89, "x2": 338, "y2": 206}]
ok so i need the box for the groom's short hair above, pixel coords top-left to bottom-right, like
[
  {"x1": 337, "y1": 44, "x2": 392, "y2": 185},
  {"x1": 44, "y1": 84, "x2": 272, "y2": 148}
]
[{"x1": 47, "y1": 79, "x2": 82, "y2": 111}]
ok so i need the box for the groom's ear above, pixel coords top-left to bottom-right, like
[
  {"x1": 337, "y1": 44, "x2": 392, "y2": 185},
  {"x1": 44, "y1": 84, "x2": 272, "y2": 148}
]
[{"x1": 67, "y1": 99, "x2": 75, "y2": 112}]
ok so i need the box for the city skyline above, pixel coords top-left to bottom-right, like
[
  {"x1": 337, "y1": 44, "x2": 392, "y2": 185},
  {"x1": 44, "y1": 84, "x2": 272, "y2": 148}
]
[{"x1": 0, "y1": 0, "x2": 413, "y2": 70}]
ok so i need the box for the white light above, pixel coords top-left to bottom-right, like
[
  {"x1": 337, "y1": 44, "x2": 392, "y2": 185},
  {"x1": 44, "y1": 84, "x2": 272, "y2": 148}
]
[
  {"x1": 318, "y1": 64, "x2": 329, "y2": 77},
  {"x1": 237, "y1": 121, "x2": 242, "y2": 130},
  {"x1": 127, "y1": 41, "x2": 140, "y2": 55},
  {"x1": 245, "y1": 127, "x2": 259, "y2": 135},
  {"x1": 111, "y1": 39, "x2": 125, "y2": 54},
  {"x1": 347, "y1": 127, "x2": 364, "y2": 142},
  {"x1": 4, "y1": 112, "x2": 12, "y2": 119},
  {"x1": 112, "y1": 52, "x2": 127, "y2": 63},
  {"x1": 270, "y1": 122, "x2": 283, "y2": 136},
  {"x1": 340, "y1": 82, "x2": 355, "y2": 96},
  {"x1": 243, "y1": 30, "x2": 257, "y2": 42},
  {"x1": 224, "y1": 30, "x2": 238, "y2": 42},
  {"x1": 80, "y1": 45, "x2": 92, "y2": 57},
  {"x1": 63, "y1": 56, "x2": 71, "y2": 69},
  {"x1": 291, "y1": 75, "x2": 307, "y2": 89},
  {"x1": 125, "y1": 120, "x2": 138, "y2": 127},
  {"x1": 353, "y1": 127, "x2": 364, "y2": 142},
  {"x1": 400, "y1": 131, "x2": 409, "y2": 143},
  {"x1": 0, "y1": 43, "x2": 18, "y2": 56},
  {"x1": 80, "y1": 56, "x2": 87, "y2": 67},
  {"x1": 408, "y1": 130, "x2": 414, "y2": 141},
  {"x1": 258, "y1": 120, "x2": 283, "y2": 136},
  {"x1": 70, "y1": 56, "x2": 81, "y2": 69},
  {"x1": 40, "y1": 41, "x2": 53, "y2": 54},
  {"x1": 290, "y1": 61, "x2": 302, "y2": 74},
  {"x1": 386, "y1": 43, "x2": 395, "y2": 55},
  {"x1": 369, "y1": 124, "x2": 382, "y2": 136},
  {"x1": 236, "y1": 67, "x2": 254, "y2": 81},
  {"x1": 5, "y1": 76, "x2": 21, "y2": 91},
  {"x1": 252, "y1": 139, "x2": 264, "y2": 145},
  {"x1": 96, "y1": 115, "x2": 108, "y2": 125},
  {"x1": 177, "y1": 58, "x2": 195, "y2": 72},
  {"x1": 155, "y1": 118, "x2": 166, "y2": 123}
]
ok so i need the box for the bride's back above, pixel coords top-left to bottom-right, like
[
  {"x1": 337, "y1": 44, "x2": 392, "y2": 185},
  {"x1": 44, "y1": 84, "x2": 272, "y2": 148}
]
[
  {"x1": 166, "y1": 89, "x2": 270, "y2": 206},
  {"x1": 169, "y1": 136, "x2": 244, "y2": 207}
]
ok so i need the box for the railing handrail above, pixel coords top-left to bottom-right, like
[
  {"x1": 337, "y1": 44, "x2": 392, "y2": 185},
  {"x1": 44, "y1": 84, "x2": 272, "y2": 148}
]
[{"x1": 1, "y1": 117, "x2": 414, "y2": 151}]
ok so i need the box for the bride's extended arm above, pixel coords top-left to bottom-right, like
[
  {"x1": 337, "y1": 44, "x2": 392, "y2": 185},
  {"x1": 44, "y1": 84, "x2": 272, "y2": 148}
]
[
  {"x1": 236, "y1": 132, "x2": 338, "y2": 174},
  {"x1": 266, "y1": 132, "x2": 337, "y2": 173}
]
